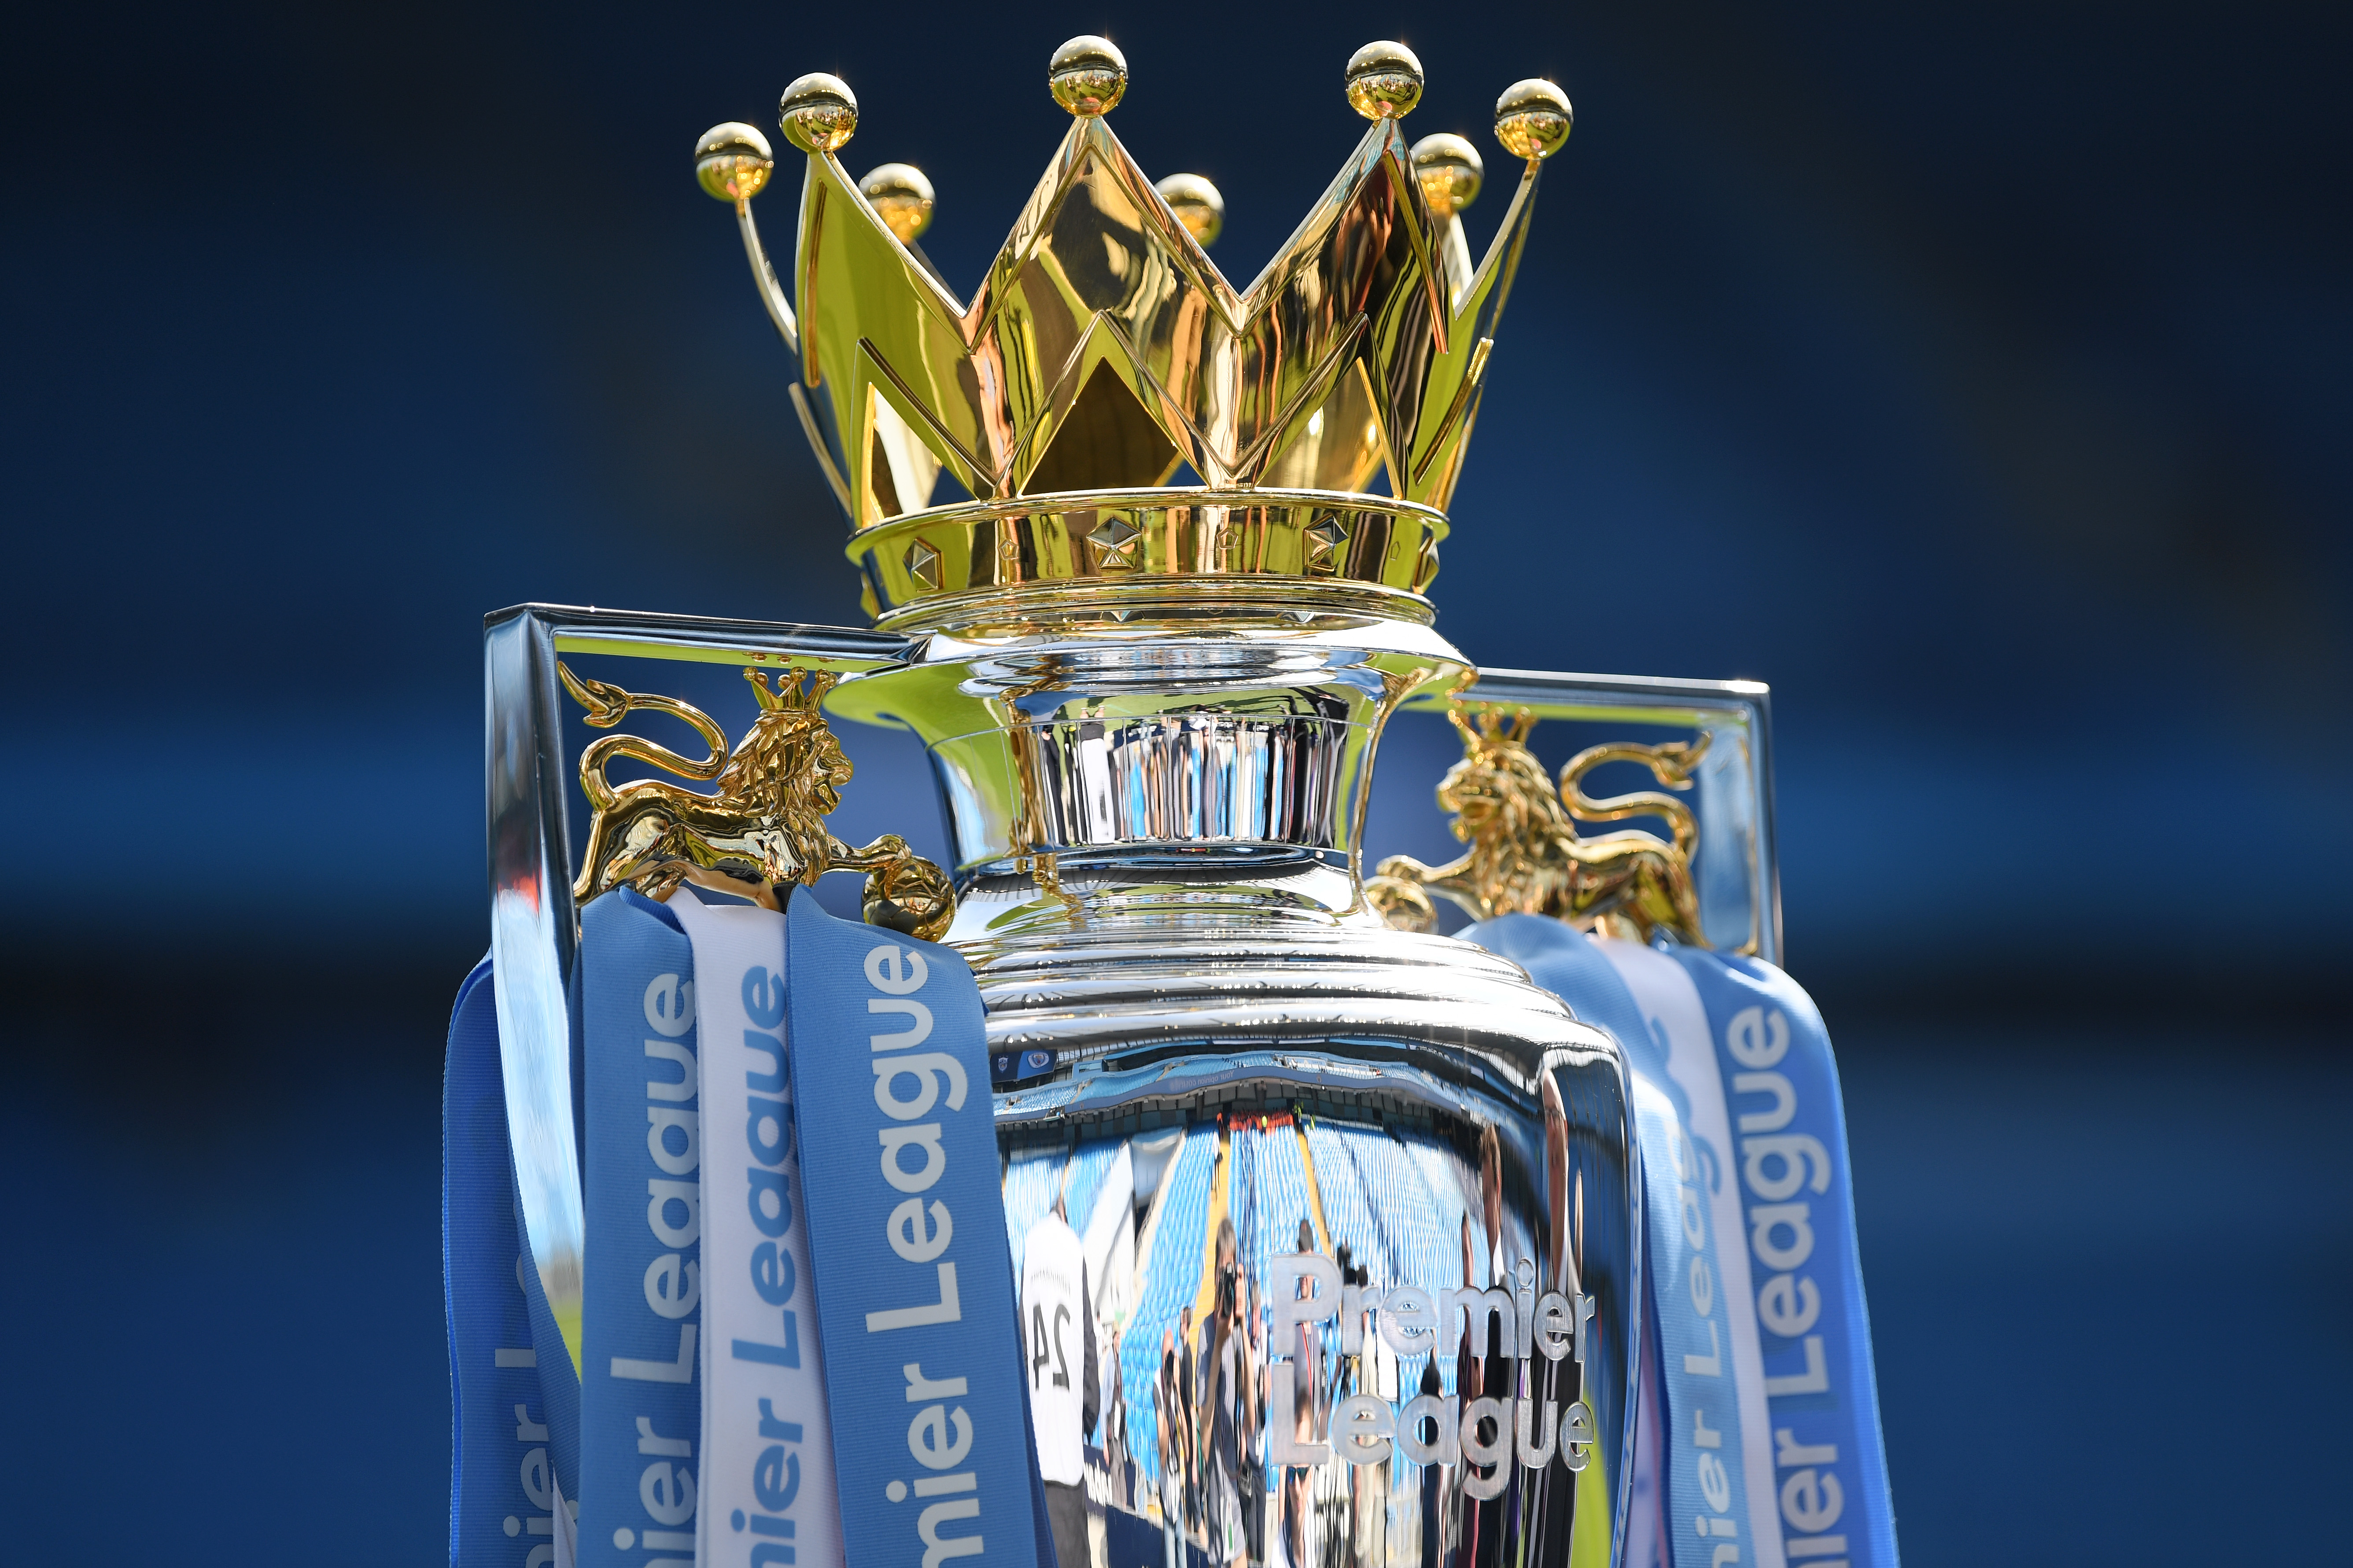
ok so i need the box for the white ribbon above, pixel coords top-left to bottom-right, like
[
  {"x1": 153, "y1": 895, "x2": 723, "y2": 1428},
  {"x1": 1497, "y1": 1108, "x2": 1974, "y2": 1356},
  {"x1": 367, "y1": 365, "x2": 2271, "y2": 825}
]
[
  {"x1": 1600, "y1": 939, "x2": 1785, "y2": 1568},
  {"x1": 669, "y1": 897, "x2": 846, "y2": 1568}
]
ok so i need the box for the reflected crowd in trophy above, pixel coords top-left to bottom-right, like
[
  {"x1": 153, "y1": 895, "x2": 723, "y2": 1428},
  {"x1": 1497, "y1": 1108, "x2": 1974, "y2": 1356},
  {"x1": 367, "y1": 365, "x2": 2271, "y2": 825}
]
[{"x1": 1014, "y1": 1100, "x2": 1600, "y2": 1568}]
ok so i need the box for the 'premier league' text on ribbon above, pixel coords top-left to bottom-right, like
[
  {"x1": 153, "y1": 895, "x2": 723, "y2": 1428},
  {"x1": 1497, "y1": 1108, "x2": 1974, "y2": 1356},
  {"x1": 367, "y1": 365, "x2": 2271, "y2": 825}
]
[
  {"x1": 733, "y1": 961, "x2": 819, "y2": 1564},
  {"x1": 862, "y1": 942, "x2": 986, "y2": 1565},
  {"x1": 782, "y1": 891, "x2": 1043, "y2": 1568}
]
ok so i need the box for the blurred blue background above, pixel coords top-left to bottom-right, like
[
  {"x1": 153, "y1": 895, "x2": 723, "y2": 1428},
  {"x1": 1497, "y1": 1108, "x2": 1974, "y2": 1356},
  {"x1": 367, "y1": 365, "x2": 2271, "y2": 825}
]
[{"x1": 2, "y1": 2, "x2": 2346, "y2": 1561}]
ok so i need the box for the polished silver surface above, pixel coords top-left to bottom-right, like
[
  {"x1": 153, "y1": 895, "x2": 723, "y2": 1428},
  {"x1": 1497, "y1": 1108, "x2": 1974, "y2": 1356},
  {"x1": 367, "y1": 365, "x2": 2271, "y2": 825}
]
[
  {"x1": 986, "y1": 929, "x2": 1639, "y2": 1568},
  {"x1": 824, "y1": 584, "x2": 1471, "y2": 944},
  {"x1": 970, "y1": 923, "x2": 1596, "y2": 1067},
  {"x1": 831, "y1": 578, "x2": 1642, "y2": 1564},
  {"x1": 998, "y1": 708, "x2": 1355, "y2": 854},
  {"x1": 484, "y1": 608, "x2": 586, "y2": 1372}
]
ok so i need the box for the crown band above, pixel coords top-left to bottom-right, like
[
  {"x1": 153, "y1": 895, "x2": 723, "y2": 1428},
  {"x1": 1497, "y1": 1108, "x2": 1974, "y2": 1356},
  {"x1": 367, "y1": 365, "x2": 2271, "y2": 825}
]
[{"x1": 846, "y1": 486, "x2": 1449, "y2": 624}]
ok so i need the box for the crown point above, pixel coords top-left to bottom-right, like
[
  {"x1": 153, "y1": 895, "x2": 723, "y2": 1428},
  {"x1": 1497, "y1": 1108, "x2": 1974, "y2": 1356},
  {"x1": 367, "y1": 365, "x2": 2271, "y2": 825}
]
[
  {"x1": 1493, "y1": 78, "x2": 1571, "y2": 161},
  {"x1": 1409, "y1": 133, "x2": 1483, "y2": 217},
  {"x1": 859, "y1": 163, "x2": 935, "y2": 243},
  {"x1": 1346, "y1": 41, "x2": 1424, "y2": 121},
  {"x1": 695, "y1": 122, "x2": 775, "y2": 202},
  {"x1": 779, "y1": 73, "x2": 858, "y2": 155},
  {"x1": 1050, "y1": 36, "x2": 1127, "y2": 117},
  {"x1": 1154, "y1": 173, "x2": 1224, "y2": 248}
]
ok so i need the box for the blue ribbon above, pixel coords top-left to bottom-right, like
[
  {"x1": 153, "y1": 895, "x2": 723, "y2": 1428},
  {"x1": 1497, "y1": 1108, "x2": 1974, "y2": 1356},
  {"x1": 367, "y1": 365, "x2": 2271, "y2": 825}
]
[
  {"x1": 446, "y1": 956, "x2": 574, "y2": 1568},
  {"x1": 1465, "y1": 918, "x2": 1763, "y2": 1568},
  {"x1": 1669, "y1": 951, "x2": 1898, "y2": 1568},
  {"x1": 782, "y1": 893, "x2": 1044, "y2": 1568},
  {"x1": 579, "y1": 890, "x2": 707, "y2": 1566}
]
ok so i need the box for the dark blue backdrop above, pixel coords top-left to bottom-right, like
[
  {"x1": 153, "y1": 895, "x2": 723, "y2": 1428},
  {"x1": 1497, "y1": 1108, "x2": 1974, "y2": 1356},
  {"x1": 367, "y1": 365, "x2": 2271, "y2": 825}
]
[{"x1": 2, "y1": 3, "x2": 2346, "y2": 1563}]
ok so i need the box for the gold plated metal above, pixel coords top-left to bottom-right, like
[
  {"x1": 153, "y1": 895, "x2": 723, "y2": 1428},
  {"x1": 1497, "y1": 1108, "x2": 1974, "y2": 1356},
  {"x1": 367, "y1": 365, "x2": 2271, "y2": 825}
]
[
  {"x1": 1494, "y1": 78, "x2": 1573, "y2": 161},
  {"x1": 846, "y1": 486, "x2": 1447, "y2": 619},
  {"x1": 857, "y1": 162, "x2": 934, "y2": 243},
  {"x1": 1345, "y1": 40, "x2": 1425, "y2": 120},
  {"x1": 1048, "y1": 35, "x2": 1128, "y2": 116},
  {"x1": 1412, "y1": 132, "x2": 1484, "y2": 291},
  {"x1": 1410, "y1": 133, "x2": 1483, "y2": 216},
  {"x1": 1366, "y1": 706, "x2": 1710, "y2": 944},
  {"x1": 701, "y1": 121, "x2": 802, "y2": 359},
  {"x1": 702, "y1": 39, "x2": 1559, "y2": 563},
  {"x1": 1153, "y1": 172, "x2": 1224, "y2": 247},
  {"x1": 695, "y1": 122, "x2": 774, "y2": 202},
  {"x1": 779, "y1": 71, "x2": 858, "y2": 154},
  {"x1": 560, "y1": 660, "x2": 954, "y2": 940}
]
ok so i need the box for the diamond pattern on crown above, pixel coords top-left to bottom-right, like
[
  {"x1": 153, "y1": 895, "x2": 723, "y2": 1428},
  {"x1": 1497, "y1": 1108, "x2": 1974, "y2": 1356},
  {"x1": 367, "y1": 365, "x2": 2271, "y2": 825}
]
[{"x1": 790, "y1": 110, "x2": 1542, "y2": 529}]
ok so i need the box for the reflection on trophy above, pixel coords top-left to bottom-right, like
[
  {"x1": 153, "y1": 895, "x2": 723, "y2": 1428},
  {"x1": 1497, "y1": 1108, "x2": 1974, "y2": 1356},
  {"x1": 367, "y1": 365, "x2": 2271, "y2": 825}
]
[{"x1": 466, "y1": 31, "x2": 1892, "y2": 1568}]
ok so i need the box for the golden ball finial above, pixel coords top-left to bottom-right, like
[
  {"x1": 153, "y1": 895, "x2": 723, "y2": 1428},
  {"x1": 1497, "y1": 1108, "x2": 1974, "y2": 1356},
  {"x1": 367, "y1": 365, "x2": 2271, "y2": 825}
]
[
  {"x1": 1493, "y1": 78, "x2": 1572, "y2": 161},
  {"x1": 695, "y1": 122, "x2": 775, "y2": 202},
  {"x1": 1050, "y1": 36, "x2": 1128, "y2": 116},
  {"x1": 859, "y1": 163, "x2": 935, "y2": 244},
  {"x1": 779, "y1": 72, "x2": 858, "y2": 155},
  {"x1": 1409, "y1": 133, "x2": 1483, "y2": 217},
  {"x1": 1346, "y1": 41, "x2": 1424, "y2": 121},
  {"x1": 1154, "y1": 173, "x2": 1224, "y2": 248}
]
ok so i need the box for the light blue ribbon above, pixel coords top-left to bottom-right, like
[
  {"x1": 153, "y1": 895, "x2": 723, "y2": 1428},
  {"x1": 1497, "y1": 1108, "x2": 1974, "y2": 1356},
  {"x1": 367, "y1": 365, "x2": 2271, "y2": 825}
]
[
  {"x1": 1465, "y1": 917, "x2": 1762, "y2": 1568},
  {"x1": 781, "y1": 893, "x2": 1047, "y2": 1568},
  {"x1": 1670, "y1": 951, "x2": 1898, "y2": 1567},
  {"x1": 578, "y1": 891, "x2": 707, "y2": 1566}
]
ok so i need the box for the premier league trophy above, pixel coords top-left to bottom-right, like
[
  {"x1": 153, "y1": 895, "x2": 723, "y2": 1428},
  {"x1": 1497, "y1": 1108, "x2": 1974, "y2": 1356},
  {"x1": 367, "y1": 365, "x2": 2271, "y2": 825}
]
[{"x1": 447, "y1": 37, "x2": 1897, "y2": 1568}]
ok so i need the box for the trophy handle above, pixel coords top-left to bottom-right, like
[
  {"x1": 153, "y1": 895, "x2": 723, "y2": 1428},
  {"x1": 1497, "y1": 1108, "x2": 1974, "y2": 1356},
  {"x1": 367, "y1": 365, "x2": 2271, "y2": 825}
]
[
  {"x1": 1375, "y1": 673, "x2": 1780, "y2": 960},
  {"x1": 484, "y1": 604, "x2": 913, "y2": 1377}
]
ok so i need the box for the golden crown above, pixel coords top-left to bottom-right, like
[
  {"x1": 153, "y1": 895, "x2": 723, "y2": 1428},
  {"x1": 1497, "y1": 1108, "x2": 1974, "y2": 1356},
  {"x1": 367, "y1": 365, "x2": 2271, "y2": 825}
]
[{"x1": 695, "y1": 37, "x2": 1571, "y2": 624}]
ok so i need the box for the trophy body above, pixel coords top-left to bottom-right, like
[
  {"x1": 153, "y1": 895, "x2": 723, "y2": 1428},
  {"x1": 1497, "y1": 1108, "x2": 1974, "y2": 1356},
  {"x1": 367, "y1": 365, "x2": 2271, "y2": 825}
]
[{"x1": 831, "y1": 574, "x2": 1640, "y2": 1568}]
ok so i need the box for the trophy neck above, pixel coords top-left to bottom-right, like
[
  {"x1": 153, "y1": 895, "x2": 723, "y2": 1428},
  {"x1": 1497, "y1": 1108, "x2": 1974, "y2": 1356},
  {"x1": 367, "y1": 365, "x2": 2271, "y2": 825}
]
[{"x1": 827, "y1": 581, "x2": 1468, "y2": 942}]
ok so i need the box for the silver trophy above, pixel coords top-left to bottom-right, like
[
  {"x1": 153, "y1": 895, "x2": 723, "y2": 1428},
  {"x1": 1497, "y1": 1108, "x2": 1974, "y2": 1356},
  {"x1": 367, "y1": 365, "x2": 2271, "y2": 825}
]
[{"x1": 486, "y1": 37, "x2": 1783, "y2": 1568}]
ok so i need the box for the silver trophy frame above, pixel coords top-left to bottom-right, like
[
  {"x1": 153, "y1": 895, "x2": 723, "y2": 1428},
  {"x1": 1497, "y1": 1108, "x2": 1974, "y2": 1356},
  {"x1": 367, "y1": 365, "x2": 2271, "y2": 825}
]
[{"x1": 483, "y1": 601, "x2": 1781, "y2": 1394}]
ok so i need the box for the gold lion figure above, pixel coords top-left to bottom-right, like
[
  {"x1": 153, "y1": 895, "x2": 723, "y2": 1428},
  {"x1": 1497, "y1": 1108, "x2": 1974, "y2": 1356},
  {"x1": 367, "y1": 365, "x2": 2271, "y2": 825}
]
[
  {"x1": 561, "y1": 662, "x2": 954, "y2": 942},
  {"x1": 1365, "y1": 706, "x2": 1709, "y2": 945}
]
